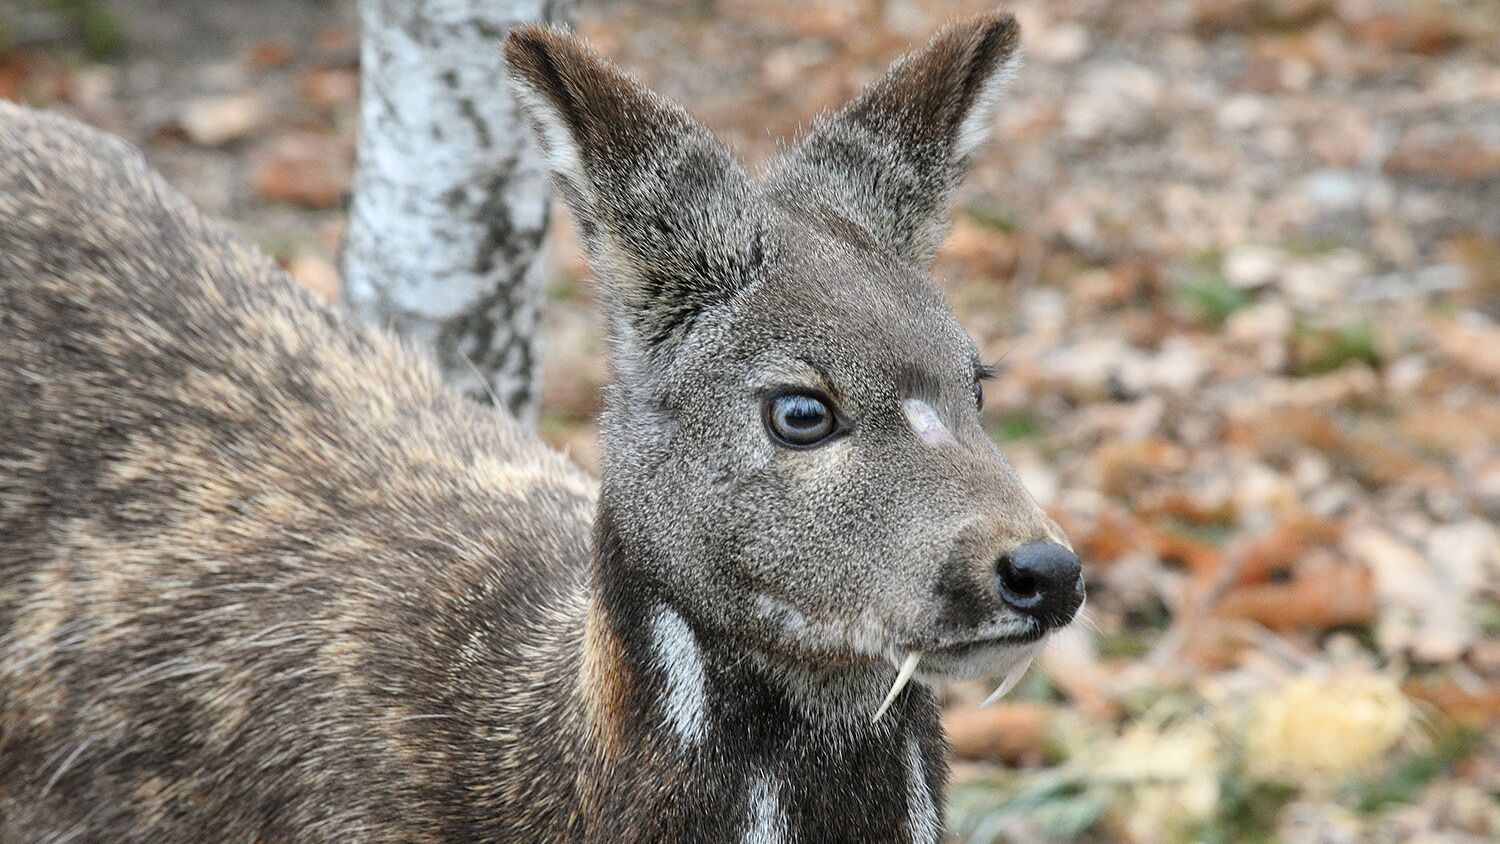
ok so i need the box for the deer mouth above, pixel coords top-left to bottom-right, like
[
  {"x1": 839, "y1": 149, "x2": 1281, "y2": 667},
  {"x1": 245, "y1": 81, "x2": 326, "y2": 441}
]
[
  {"x1": 870, "y1": 629, "x2": 1047, "y2": 722},
  {"x1": 915, "y1": 627, "x2": 1046, "y2": 683},
  {"x1": 897, "y1": 617, "x2": 1048, "y2": 667},
  {"x1": 924, "y1": 625, "x2": 1047, "y2": 660}
]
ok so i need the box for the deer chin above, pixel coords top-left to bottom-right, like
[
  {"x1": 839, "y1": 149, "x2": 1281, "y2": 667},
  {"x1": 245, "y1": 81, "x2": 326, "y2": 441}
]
[{"x1": 914, "y1": 634, "x2": 1045, "y2": 685}]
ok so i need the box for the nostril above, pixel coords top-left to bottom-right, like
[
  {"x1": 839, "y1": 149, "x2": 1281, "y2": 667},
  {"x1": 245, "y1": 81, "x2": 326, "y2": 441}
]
[
  {"x1": 995, "y1": 554, "x2": 1043, "y2": 608},
  {"x1": 994, "y1": 541, "x2": 1085, "y2": 625}
]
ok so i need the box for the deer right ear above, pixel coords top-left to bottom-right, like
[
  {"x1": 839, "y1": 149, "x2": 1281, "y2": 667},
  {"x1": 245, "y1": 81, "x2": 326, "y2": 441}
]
[
  {"x1": 503, "y1": 27, "x2": 769, "y2": 365},
  {"x1": 767, "y1": 13, "x2": 1021, "y2": 266}
]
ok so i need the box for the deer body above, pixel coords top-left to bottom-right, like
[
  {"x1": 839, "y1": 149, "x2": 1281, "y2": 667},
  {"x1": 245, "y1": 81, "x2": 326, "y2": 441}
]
[{"x1": 1, "y1": 14, "x2": 1082, "y2": 842}]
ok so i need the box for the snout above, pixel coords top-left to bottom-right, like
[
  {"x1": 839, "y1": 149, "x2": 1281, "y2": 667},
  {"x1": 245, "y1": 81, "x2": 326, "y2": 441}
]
[{"x1": 994, "y1": 541, "x2": 1084, "y2": 628}]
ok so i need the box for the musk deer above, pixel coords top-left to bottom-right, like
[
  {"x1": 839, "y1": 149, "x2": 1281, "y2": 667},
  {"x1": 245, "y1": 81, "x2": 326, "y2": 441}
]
[{"x1": 0, "y1": 12, "x2": 1083, "y2": 842}]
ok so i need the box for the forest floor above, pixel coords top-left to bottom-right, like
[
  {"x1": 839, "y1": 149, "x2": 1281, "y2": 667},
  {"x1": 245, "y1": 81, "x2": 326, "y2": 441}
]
[{"x1": 3, "y1": 0, "x2": 1498, "y2": 841}]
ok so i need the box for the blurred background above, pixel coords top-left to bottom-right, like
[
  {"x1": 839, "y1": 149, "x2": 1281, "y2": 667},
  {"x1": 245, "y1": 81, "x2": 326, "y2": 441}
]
[{"x1": 3, "y1": 0, "x2": 1496, "y2": 840}]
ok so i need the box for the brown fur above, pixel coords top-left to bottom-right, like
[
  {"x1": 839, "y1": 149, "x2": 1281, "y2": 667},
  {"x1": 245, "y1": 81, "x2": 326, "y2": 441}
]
[{"x1": 0, "y1": 100, "x2": 598, "y2": 840}]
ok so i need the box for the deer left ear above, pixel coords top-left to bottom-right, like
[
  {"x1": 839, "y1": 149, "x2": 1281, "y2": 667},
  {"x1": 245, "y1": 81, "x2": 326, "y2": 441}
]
[
  {"x1": 767, "y1": 13, "x2": 1021, "y2": 265},
  {"x1": 503, "y1": 27, "x2": 769, "y2": 367}
]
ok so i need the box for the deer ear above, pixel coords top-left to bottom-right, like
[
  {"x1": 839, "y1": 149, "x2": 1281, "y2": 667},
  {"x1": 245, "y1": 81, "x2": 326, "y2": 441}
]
[
  {"x1": 767, "y1": 13, "x2": 1020, "y2": 265},
  {"x1": 503, "y1": 27, "x2": 769, "y2": 362}
]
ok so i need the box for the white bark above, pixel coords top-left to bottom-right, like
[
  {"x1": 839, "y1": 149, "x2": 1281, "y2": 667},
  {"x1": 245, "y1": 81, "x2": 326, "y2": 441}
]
[{"x1": 343, "y1": 0, "x2": 572, "y2": 423}]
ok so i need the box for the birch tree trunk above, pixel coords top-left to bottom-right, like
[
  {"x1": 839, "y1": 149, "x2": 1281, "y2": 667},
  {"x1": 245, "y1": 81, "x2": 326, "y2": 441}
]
[{"x1": 343, "y1": 0, "x2": 573, "y2": 423}]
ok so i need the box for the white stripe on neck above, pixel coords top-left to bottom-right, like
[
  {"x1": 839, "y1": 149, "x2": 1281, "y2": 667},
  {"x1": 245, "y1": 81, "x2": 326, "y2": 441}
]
[
  {"x1": 906, "y1": 738, "x2": 940, "y2": 844},
  {"x1": 744, "y1": 771, "x2": 788, "y2": 844},
  {"x1": 650, "y1": 605, "x2": 708, "y2": 747}
]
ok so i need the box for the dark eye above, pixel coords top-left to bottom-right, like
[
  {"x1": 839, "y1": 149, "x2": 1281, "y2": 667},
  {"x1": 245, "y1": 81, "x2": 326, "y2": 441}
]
[
  {"x1": 765, "y1": 393, "x2": 838, "y2": 447},
  {"x1": 973, "y1": 361, "x2": 995, "y2": 411}
]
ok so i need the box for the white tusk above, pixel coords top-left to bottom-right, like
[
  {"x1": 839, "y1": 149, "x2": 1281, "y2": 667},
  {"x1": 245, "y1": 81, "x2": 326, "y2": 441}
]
[
  {"x1": 978, "y1": 657, "x2": 1033, "y2": 708},
  {"x1": 872, "y1": 651, "x2": 922, "y2": 723}
]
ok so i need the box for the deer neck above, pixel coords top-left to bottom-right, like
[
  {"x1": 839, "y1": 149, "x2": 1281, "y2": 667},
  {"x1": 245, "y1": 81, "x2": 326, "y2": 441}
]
[{"x1": 562, "y1": 502, "x2": 949, "y2": 842}]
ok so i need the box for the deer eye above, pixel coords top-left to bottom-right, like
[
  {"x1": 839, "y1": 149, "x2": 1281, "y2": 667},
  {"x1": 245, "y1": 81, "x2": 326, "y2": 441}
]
[
  {"x1": 972, "y1": 379, "x2": 984, "y2": 411},
  {"x1": 765, "y1": 393, "x2": 839, "y2": 447}
]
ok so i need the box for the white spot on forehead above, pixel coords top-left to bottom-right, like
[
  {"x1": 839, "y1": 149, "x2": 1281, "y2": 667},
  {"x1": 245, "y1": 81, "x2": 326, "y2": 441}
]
[
  {"x1": 905, "y1": 738, "x2": 940, "y2": 844},
  {"x1": 902, "y1": 398, "x2": 953, "y2": 447},
  {"x1": 650, "y1": 606, "x2": 707, "y2": 747},
  {"x1": 744, "y1": 771, "x2": 788, "y2": 844}
]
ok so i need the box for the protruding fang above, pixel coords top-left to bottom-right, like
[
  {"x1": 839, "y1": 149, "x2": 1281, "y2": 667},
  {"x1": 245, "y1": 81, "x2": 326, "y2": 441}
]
[
  {"x1": 872, "y1": 651, "x2": 922, "y2": 723},
  {"x1": 979, "y1": 657, "x2": 1033, "y2": 708}
]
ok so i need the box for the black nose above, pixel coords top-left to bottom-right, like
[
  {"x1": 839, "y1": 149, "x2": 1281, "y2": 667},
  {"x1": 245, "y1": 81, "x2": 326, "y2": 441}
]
[{"x1": 995, "y1": 541, "x2": 1084, "y2": 627}]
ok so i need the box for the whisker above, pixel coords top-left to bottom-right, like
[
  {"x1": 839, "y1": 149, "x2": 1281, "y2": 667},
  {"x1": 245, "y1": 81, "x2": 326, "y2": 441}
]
[{"x1": 1076, "y1": 606, "x2": 1104, "y2": 635}]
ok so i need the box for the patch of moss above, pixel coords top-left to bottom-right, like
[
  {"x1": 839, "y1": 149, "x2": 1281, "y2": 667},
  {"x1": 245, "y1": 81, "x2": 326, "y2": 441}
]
[
  {"x1": 1187, "y1": 245, "x2": 1225, "y2": 271},
  {"x1": 30, "y1": 0, "x2": 124, "y2": 60},
  {"x1": 232, "y1": 224, "x2": 301, "y2": 262},
  {"x1": 1188, "y1": 778, "x2": 1295, "y2": 844},
  {"x1": 73, "y1": 0, "x2": 121, "y2": 60},
  {"x1": 1352, "y1": 725, "x2": 1485, "y2": 813},
  {"x1": 1474, "y1": 602, "x2": 1500, "y2": 637},
  {"x1": 962, "y1": 205, "x2": 1021, "y2": 235},
  {"x1": 1289, "y1": 319, "x2": 1381, "y2": 376},
  {"x1": 988, "y1": 410, "x2": 1042, "y2": 442},
  {"x1": 1096, "y1": 629, "x2": 1153, "y2": 660},
  {"x1": 546, "y1": 273, "x2": 582, "y2": 303},
  {"x1": 1164, "y1": 517, "x2": 1237, "y2": 548},
  {"x1": 1283, "y1": 236, "x2": 1349, "y2": 257},
  {"x1": 949, "y1": 773, "x2": 1110, "y2": 843},
  {"x1": 536, "y1": 407, "x2": 579, "y2": 440},
  {"x1": 1176, "y1": 273, "x2": 1253, "y2": 327}
]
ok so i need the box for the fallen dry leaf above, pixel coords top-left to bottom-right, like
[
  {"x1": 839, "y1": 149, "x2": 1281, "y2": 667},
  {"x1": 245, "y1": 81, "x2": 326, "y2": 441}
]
[
  {"x1": 1349, "y1": 523, "x2": 1493, "y2": 663},
  {"x1": 1231, "y1": 514, "x2": 1344, "y2": 587},
  {"x1": 245, "y1": 40, "x2": 294, "y2": 71},
  {"x1": 250, "y1": 132, "x2": 351, "y2": 209},
  {"x1": 284, "y1": 253, "x2": 340, "y2": 304},
  {"x1": 1403, "y1": 676, "x2": 1500, "y2": 726},
  {"x1": 1217, "y1": 563, "x2": 1377, "y2": 631},
  {"x1": 1233, "y1": 407, "x2": 1450, "y2": 491},
  {"x1": 301, "y1": 66, "x2": 359, "y2": 111},
  {"x1": 943, "y1": 703, "x2": 1052, "y2": 764},
  {"x1": 178, "y1": 94, "x2": 264, "y2": 147}
]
